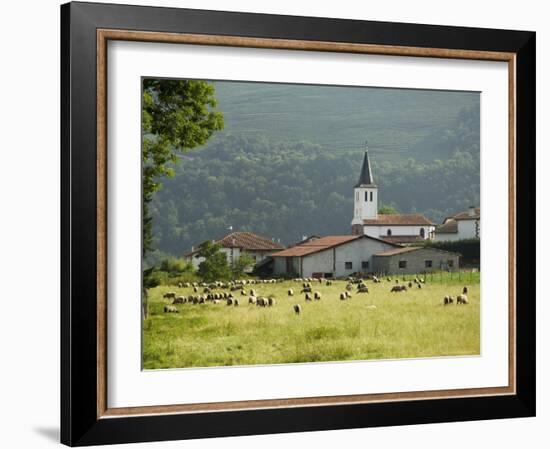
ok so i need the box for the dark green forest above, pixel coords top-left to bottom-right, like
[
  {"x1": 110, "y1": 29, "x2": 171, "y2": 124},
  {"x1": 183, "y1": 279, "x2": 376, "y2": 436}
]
[{"x1": 148, "y1": 82, "x2": 480, "y2": 260}]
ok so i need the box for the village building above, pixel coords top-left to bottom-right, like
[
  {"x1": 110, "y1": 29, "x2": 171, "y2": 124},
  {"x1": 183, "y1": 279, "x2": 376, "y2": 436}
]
[
  {"x1": 372, "y1": 246, "x2": 461, "y2": 275},
  {"x1": 184, "y1": 231, "x2": 285, "y2": 271},
  {"x1": 350, "y1": 144, "x2": 436, "y2": 244},
  {"x1": 433, "y1": 207, "x2": 480, "y2": 241},
  {"x1": 271, "y1": 235, "x2": 398, "y2": 278}
]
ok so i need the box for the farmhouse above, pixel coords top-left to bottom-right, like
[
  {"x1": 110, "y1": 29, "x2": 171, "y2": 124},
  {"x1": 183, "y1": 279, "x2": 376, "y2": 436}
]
[
  {"x1": 372, "y1": 246, "x2": 460, "y2": 274},
  {"x1": 433, "y1": 207, "x2": 480, "y2": 242},
  {"x1": 271, "y1": 234, "x2": 398, "y2": 278},
  {"x1": 184, "y1": 231, "x2": 285, "y2": 271},
  {"x1": 350, "y1": 143, "x2": 436, "y2": 244}
]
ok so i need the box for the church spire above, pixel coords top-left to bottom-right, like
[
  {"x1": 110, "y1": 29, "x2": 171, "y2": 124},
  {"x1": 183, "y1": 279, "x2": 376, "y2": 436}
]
[{"x1": 354, "y1": 141, "x2": 376, "y2": 187}]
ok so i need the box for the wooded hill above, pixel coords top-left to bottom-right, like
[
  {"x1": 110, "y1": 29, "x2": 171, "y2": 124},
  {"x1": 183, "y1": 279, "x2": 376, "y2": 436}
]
[{"x1": 149, "y1": 82, "x2": 480, "y2": 259}]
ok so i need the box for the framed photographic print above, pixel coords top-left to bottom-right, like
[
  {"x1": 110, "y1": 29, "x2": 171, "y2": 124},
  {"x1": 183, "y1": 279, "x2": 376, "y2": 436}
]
[{"x1": 61, "y1": 1, "x2": 536, "y2": 446}]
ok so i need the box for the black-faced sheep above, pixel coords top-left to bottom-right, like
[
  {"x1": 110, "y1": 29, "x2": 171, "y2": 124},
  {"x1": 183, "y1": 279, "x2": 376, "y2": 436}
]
[
  {"x1": 177, "y1": 282, "x2": 183, "y2": 288},
  {"x1": 173, "y1": 296, "x2": 186, "y2": 304},
  {"x1": 457, "y1": 294, "x2": 469, "y2": 305},
  {"x1": 340, "y1": 292, "x2": 348, "y2": 300},
  {"x1": 268, "y1": 298, "x2": 275, "y2": 307},
  {"x1": 288, "y1": 289, "x2": 294, "y2": 296},
  {"x1": 248, "y1": 296, "x2": 257, "y2": 305},
  {"x1": 163, "y1": 292, "x2": 176, "y2": 299},
  {"x1": 234, "y1": 299, "x2": 239, "y2": 306},
  {"x1": 226, "y1": 298, "x2": 233, "y2": 306},
  {"x1": 163, "y1": 305, "x2": 179, "y2": 313},
  {"x1": 314, "y1": 291, "x2": 321, "y2": 300},
  {"x1": 463, "y1": 286, "x2": 468, "y2": 294},
  {"x1": 305, "y1": 293, "x2": 312, "y2": 301},
  {"x1": 293, "y1": 304, "x2": 302, "y2": 314},
  {"x1": 443, "y1": 295, "x2": 452, "y2": 305},
  {"x1": 358, "y1": 285, "x2": 369, "y2": 293}
]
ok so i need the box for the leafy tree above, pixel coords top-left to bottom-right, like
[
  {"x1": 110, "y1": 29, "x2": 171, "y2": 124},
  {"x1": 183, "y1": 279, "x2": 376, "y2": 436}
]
[
  {"x1": 142, "y1": 79, "x2": 224, "y2": 289},
  {"x1": 378, "y1": 204, "x2": 399, "y2": 215},
  {"x1": 231, "y1": 254, "x2": 256, "y2": 278},
  {"x1": 197, "y1": 241, "x2": 231, "y2": 281}
]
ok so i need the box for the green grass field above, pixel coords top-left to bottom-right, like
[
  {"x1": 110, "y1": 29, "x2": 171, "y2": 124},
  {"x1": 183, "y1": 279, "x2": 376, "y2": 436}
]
[{"x1": 142, "y1": 273, "x2": 480, "y2": 370}]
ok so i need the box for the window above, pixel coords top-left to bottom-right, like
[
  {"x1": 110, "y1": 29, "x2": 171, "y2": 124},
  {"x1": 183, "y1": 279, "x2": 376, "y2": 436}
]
[
  {"x1": 345, "y1": 261, "x2": 353, "y2": 270},
  {"x1": 425, "y1": 260, "x2": 433, "y2": 268},
  {"x1": 398, "y1": 260, "x2": 407, "y2": 269},
  {"x1": 365, "y1": 191, "x2": 368, "y2": 202},
  {"x1": 420, "y1": 227, "x2": 425, "y2": 238},
  {"x1": 356, "y1": 191, "x2": 359, "y2": 201},
  {"x1": 361, "y1": 261, "x2": 369, "y2": 270},
  {"x1": 370, "y1": 191, "x2": 373, "y2": 201},
  {"x1": 447, "y1": 259, "x2": 454, "y2": 268},
  {"x1": 387, "y1": 229, "x2": 392, "y2": 236}
]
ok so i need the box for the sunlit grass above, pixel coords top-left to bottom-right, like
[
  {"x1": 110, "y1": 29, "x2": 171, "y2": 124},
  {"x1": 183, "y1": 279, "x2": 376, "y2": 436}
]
[{"x1": 142, "y1": 274, "x2": 480, "y2": 369}]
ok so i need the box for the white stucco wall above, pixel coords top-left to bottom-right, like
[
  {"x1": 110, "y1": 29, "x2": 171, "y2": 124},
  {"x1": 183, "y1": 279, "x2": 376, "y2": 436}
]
[
  {"x1": 362, "y1": 224, "x2": 435, "y2": 239},
  {"x1": 297, "y1": 237, "x2": 396, "y2": 278},
  {"x1": 433, "y1": 219, "x2": 480, "y2": 242},
  {"x1": 351, "y1": 187, "x2": 378, "y2": 224}
]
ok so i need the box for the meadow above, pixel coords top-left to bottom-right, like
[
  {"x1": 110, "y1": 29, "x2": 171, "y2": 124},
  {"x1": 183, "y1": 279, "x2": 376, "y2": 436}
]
[{"x1": 142, "y1": 273, "x2": 480, "y2": 370}]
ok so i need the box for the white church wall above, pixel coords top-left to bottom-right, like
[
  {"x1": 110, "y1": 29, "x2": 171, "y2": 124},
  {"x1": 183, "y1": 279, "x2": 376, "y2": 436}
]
[{"x1": 362, "y1": 225, "x2": 434, "y2": 239}]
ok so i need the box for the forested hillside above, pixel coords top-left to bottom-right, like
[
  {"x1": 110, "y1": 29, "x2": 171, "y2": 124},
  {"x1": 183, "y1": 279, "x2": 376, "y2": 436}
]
[{"x1": 149, "y1": 82, "x2": 480, "y2": 259}]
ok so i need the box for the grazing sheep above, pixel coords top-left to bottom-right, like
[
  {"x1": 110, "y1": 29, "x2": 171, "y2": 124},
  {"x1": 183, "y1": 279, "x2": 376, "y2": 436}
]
[
  {"x1": 293, "y1": 304, "x2": 302, "y2": 314},
  {"x1": 418, "y1": 284, "x2": 422, "y2": 289},
  {"x1": 457, "y1": 294, "x2": 469, "y2": 305},
  {"x1": 300, "y1": 287, "x2": 312, "y2": 293},
  {"x1": 326, "y1": 280, "x2": 333, "y2": 286},
  {"x1": 177, "y1": 282, "x2": 183, "y2": 288},
  {"x1": 163, "y1": 292, "x2": 176, "y2": 299},
  {"x1": 288, "y1": 289, "x2": 294, "y2": 296},
  {"x1": 390, "y1": 285, "x2": 405, "y2": 292},
  {"x1": 198, "y1": 296, "x2": 205, "y2": 304},
  {"x1": 448, "y1": 295, "x2": 455, "y2": 305},
  {"x1": 173, "y1": 296, "x2": 186, "y2": 304},
  {"x1": 268, "y1": 298, "x2": 275, "y2": 307},
  {"x1": 305, "y1": 293, "x2": 312, "y2": 301},
  {"x1": 241, "y1": 289, "x2": 247, "y2": 296},
  {"x1": 234, "y1": 299, "x2": 240, "y2": 306},
  {"x1": 314, "y1": 291, "x2": 321, "y2": 300},
  {"x1": 257, "y1": 297, "x2": 269, "y2": 307},
  {"x1": 193, "y1": 286, "x2": 198, "y2": 293},
  {"x1": 163, "y1": 305, "x2": 179, "y2": 313},
  {"x1": 346, "y1": 283, "x2": 353, "y2": 291},
  {"x1": 340, "y1": 292, "x2": 348, "y2": 300},
  {"x1": 248, "y1": 296, "x2": 257, "y2": 305},
  {"x1": 408, "y1": 282, "x2": 413, "y2": 288},
  {"x1": 212, "y1": 299, "x2": 221, "y2": 305},
  {"x1": 463, "y1": 286, "x2": 468, "y2": 294},
  {"x1": 226, "y1": 298, "x2": 233, "y2": 306},
  {"x1": 250, "y1": 289, "x2": 257, "y2": 296},
  {"x1": 443, "y1": 295, "x2": 452, "y2": 305},
  {"x1": 357, "y1": 285, "x2": 369, "y2": 293}
]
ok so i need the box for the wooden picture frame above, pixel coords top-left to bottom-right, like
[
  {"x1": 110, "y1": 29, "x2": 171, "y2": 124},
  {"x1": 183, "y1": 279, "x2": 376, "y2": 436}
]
[{"x1": 61, "y1": 1, "x2": 536, "y2": 446}]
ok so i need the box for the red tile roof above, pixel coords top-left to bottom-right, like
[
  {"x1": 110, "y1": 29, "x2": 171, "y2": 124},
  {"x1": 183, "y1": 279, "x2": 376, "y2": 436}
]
[
  {"x1": 271, "y1": 235, "x2": 361, "y2": 257},
  {"x1": 362, "y1": 214, "x2": 435, "y2": 226}
]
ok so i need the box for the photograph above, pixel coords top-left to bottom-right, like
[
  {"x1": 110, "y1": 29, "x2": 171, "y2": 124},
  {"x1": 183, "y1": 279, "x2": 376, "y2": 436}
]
[{"x1": 141, "y1": 78, "x2": 481, "y2": 370}]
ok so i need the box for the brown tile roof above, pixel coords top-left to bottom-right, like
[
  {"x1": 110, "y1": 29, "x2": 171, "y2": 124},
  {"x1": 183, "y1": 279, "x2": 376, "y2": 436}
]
[
  {"x1": 374, "y1": 246, "x2": 421, "y2": 257},
  {"x1": 379, "y1": 235, "x2": 425, "y2": 244},
  {"x1": 362, "y1": 214, "x2": 435, "y2": 226},
  {"x1": 271, "y1": 235, "x2": 361, "y2": 257},
  {"x1": 184, "y1": 231, "x2": 284, "y2": 256},
  {"x1": 435, "y1": 219, "x2": 458, "y2": 234},
  {"x1": 217, "y1": 232, "x2": 285, "y2": 250},
  {"x1": 374, "y1": 246, "x2": 461, "y2": 257},
  {"x1": 452, "y1": 207, "x2": 480, "y2": 220}
]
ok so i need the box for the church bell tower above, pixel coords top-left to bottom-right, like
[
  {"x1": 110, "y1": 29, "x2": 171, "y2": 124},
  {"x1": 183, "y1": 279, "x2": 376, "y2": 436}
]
[{"x1": 351, "y1": 142, "x2": 378, "y2": 232}]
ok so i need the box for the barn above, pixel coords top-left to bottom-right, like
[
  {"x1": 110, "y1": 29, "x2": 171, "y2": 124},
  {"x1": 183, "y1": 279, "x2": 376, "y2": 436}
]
[
  {"x1": 271, "y1": 234, "x2": 398, "y2": 278},
  {"x1": 372, "y1": 246, "x2": 461, "y2": 274}
]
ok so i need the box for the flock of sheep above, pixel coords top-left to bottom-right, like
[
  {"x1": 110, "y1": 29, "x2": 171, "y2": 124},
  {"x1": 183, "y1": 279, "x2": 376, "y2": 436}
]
[{"x1": 160, "y1": 276, "x2": 470, "y2": 315}]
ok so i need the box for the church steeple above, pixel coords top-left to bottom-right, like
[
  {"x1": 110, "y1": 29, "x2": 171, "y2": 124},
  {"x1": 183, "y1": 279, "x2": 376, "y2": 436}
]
[
  {"x1": 355, "y1": 142, "x2": 376, "y2": 187},
  {"x1": 351, "y1": 141, "x2": 378, "y2": 229}
]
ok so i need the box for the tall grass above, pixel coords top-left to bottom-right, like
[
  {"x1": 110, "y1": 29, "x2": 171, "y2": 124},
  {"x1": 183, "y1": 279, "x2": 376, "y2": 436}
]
[{"x1": 142, "y1": 277, "x2": 479, "y2": 369}]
